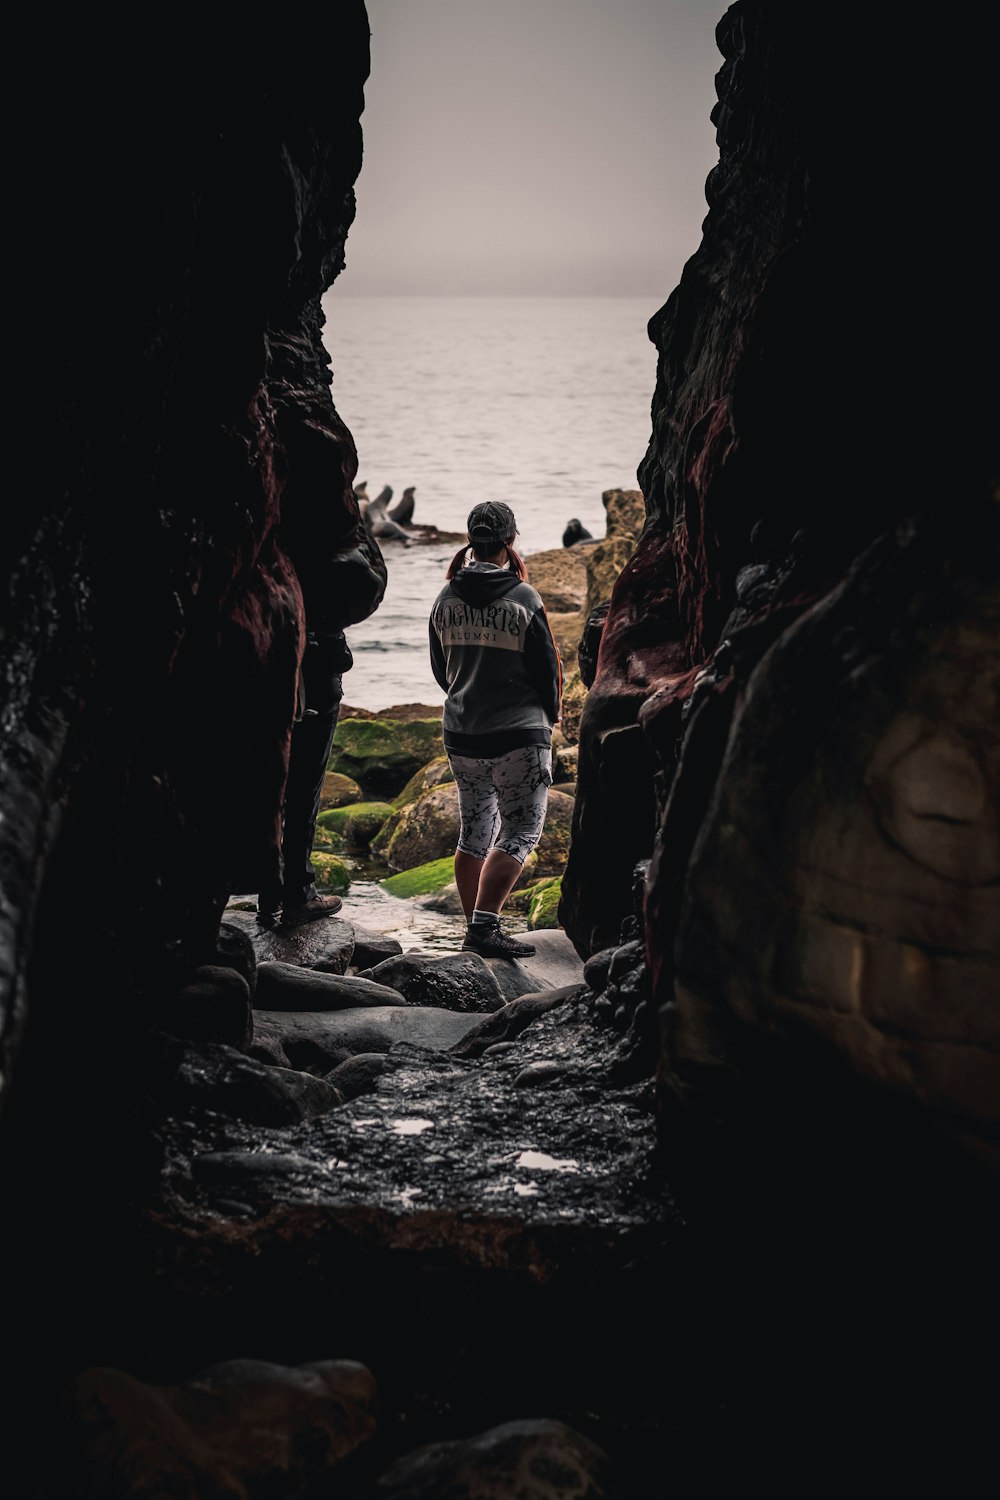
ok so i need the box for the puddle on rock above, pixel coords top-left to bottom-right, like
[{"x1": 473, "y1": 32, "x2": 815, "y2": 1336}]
[
  {"x1": 391, "y1": 1118, "x2": 436, "y2": 1136},
  {"x1": 515, "y1": 1150, "x2": 580, "y2": 1173}
]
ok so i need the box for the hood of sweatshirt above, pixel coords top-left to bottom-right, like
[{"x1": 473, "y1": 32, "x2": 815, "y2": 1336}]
[{"x1": 447, "y1": 562, "x2": 525, "y2": 605}]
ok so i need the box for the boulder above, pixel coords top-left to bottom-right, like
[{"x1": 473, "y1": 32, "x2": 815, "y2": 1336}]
[
  {"x1": 381, "y1": 857, "x2": 456, "y2": 899},
  {"x1": 147, "y1": 1036, "x2": 343, "y2": 1124},
  {"x1": 527, "y1": 877, "x2": 562, "y2": 930},
  {"x1": 317, "y1": 801, "x2": 395, "y2": 847},
  {"x1": 254, "y1": 961, "x2": 407, "y2": 1011},
  {"x1": 329, "y1": 716, "x2": 444, "y2": 800},
  {"x1": 431, "y1": 927, "x2": 585, "y2": 1003},
  {"x1": 393, "y1": 755, "x2": 455, "y2": 810},
  {"x1": 376, "y1": 783, "x2": 461, "y2": 871},
  {"x1": 417, "y1": 882, "x2": 466, "y2": 915},
  {"x1": 448, "y1": 986, "x2": 582, "y2": 1059},
  {"x1": 602, "y1": 486, "x2": 645, "y2": 539},
  {"x1": 522, "y1": 546, "x2": 589, "y2": 614},
  {"x1": 370, "y1": 1418, "x2": 617, "y2": 1500},
  {"x1": 360, "y1": 951, "x2": 507, "y2": 1013},
  {"x1": 54, "y1": 1360, "x2": 377, "y2": 1499},
  {"x1": 324, "y1": 1052, "x2": 393, "y2": 1101},
  {"x1": 547, "y1": 608, "x2": 587, "y2": 667},
  {"x1": 552, "y1": 737, "x2": 578, "y2": 782},
  {"x1": 159, "y1": 965, "x2": 253, "y2": 1049},
  {"x1": 532, "y1": 789, "x2": 576, "y2": 877},
  {"x1": 319, "y1": 770, "x2": 363, "y2": 809},
  {"x1": 310, "y1": 852, "x2": 352, "y2": 893},
  {"x1": 222, "y1": 910, "x2": 356, "y2": 973},
  {"x1": 250, "y1": 1006, "x2": 488, "y2": 1071},
  {"x1": 344, "y1": 931, "x2": 405, "y2": 971}
]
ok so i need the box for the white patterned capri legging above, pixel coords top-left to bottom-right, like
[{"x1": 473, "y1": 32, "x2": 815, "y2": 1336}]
[{"x1": 449, "y1": 744, "x2": 554, "y2": 864}]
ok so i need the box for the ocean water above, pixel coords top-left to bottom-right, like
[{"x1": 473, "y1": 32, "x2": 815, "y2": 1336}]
[{"x1": 320, "y1": 294, "x2": 660, "y2": 711}]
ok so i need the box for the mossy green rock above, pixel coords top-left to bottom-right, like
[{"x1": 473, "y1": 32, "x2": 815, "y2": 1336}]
[
  {"x1": 320, "y1": 770, "x2": 363, "y2": 810},
  {"x1": 328, "y1": 717, "x2": 444, "y2": 800},
  {"x1": 308, "y1": 852, "x2": 351, "y2": 894},
  {"x1": 527, "y1": 876, "x2": 562, "y2": 929},
  {"x1": 317, "y1": 801, "x2": 394, "y2": 847},
  {"x1": 532, "y1": 789, "x2": 576, "y2": 877},
  {"x1": 381, "y1": 784, "x2": 461, "y2": 872},
  {"x1": 394, "y1": 755, "x2": 455, "y2": 810},
  {"x1": 380, "y1": 858, "x2": 456, "y2": 899}
]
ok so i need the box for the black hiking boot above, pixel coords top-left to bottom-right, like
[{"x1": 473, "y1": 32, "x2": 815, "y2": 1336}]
[{"x1": 462, "y1": 919, "x2": 536, "y2": 959}]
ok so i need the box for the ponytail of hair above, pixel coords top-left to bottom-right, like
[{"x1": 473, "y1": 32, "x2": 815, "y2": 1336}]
[
  {"x1": 446, "y1": 545, "x2": 471, "y2": 579},
  {"x1": 505, "y1": 544, "x2": 528, "y2": 580},
  {"x1": 445, "y1": 537, "x2": 528, "y2": 581}
]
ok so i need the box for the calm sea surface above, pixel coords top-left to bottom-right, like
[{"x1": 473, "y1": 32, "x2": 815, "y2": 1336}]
[{"x1": 320, "y1": 294, "x2": 661, "y2": 711}]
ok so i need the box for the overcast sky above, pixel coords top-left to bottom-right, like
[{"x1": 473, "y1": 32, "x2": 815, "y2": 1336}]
[{"x1": 337, "y1": 0, "x2": 727, "y2": 296}]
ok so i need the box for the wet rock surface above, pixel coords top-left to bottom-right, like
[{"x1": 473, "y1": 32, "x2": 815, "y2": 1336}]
[
  {"x1": 116, "y1": 927, "x2": 691, "y2": 1495},
  {"x1": 248, "y1": 1003, "x2": 488, "y2": 1072},
  {"x1": 121, "y1": 892, "x2": 994, "y2": 1497},
  {"x1": 224, "y1": 910, "x2": 360, "y2": 971},
  {"x1": 154, "y1": 992, "x2": 662, "y2": 1235},
  {"x1": 255, "y1": 960, "x2": 410, "y2": 1011},
  {"x1": 360, "y1": 949, "x2": 509, "y2": 1011}
]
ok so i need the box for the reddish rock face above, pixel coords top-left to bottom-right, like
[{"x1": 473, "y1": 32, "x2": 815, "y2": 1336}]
[
  {"x1": 2, "y1": 8, "x2": 382, "y2": 1080},
  {"x1": 560, "y1": 0, "x2": 999, "y2": 1172}
]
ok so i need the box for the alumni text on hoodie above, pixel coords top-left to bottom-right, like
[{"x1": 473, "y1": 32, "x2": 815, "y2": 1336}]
[{"x1": 428, "y1": 561, "x2": 562, "y2": 756}]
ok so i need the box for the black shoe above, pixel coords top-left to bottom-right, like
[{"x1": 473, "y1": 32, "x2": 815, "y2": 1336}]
[
  {"x1": 256, "y1": 907, "x2": 282, "y2": 929},
  {"x1": 462, "y1": 920, "x2": 536, "y2": 959},
  {"x1": 280, "y1": 893, "x2": 344, "y2": 927}
]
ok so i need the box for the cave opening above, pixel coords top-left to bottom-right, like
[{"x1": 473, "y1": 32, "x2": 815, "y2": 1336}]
[{"x1": 2, "y1": 1, "x2": 997, "y2": 1494}]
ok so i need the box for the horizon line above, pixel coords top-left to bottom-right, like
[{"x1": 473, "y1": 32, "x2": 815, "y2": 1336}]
[{"x1": 324, "y1": 289, "x2": 671, "y2": 299}]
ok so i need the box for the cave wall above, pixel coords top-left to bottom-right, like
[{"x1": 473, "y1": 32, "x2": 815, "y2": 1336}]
[
  {"x1": 0, "y1": 5, "x2": 993, "y2": 1479},
  {"x1": 2, "y1": 1, "x2": 996, "y2": 1195},
  {"x1": 561, "y1": 0, "x2": 999, "y2": 1174},
  {"x1": 1, "y1": 8, "x2": 381, "y2": 1106}
]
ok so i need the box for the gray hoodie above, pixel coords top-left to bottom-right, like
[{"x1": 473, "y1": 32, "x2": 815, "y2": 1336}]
[{"x1": 428, "y1": 561, "x2": 562, "y2": 756}]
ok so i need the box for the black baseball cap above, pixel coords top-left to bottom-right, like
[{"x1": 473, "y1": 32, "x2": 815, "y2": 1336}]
[{"x1": 467, "y1": 500, "x2": 517, "y2": 546}]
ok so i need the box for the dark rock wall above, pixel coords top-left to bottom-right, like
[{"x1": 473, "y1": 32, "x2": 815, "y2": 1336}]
[
  {"x1": 1, "y1": 8, "x2": 381, "y2": 1105},
  {"x1": 0, "y1": 3, "x2": 391, "y2": 1431},
  {"x1": 561, "y1": 1, "x2": 999, "y2": 1175}
]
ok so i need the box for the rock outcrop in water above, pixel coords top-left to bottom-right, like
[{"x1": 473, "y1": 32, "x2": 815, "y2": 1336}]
[{"x1": 1, "y1": 1, "x2": 997, "y2": 1494}]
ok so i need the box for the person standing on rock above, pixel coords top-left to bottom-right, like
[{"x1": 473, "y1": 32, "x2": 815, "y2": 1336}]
[
  {"x1": 255, "y1": 345, "x2": 388, "y2": 929},
  {"x1": 255, "y1": 627, "x2": 354, "y2": 930},
  {"x1": 257, "y1": 579, "x2": 385, "y2": 930},
  {"x1": 428, "y1": 501, "x2": 562, "y2": 958}
]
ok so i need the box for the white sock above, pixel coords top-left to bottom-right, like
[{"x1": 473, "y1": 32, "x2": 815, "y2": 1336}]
[{"x1": 471, "y1": 909, "x2": 499, "y2": 926}]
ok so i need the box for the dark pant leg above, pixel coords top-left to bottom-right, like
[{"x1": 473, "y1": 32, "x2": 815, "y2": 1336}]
[{"x1": 279, "y1": 640, "x2": 345, "y2": 907}]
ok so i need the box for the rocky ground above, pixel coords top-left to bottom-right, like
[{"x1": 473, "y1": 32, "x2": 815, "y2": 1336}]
[{"x1": 44, "y1": 908, "x2": 686, "y2": 1498}]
